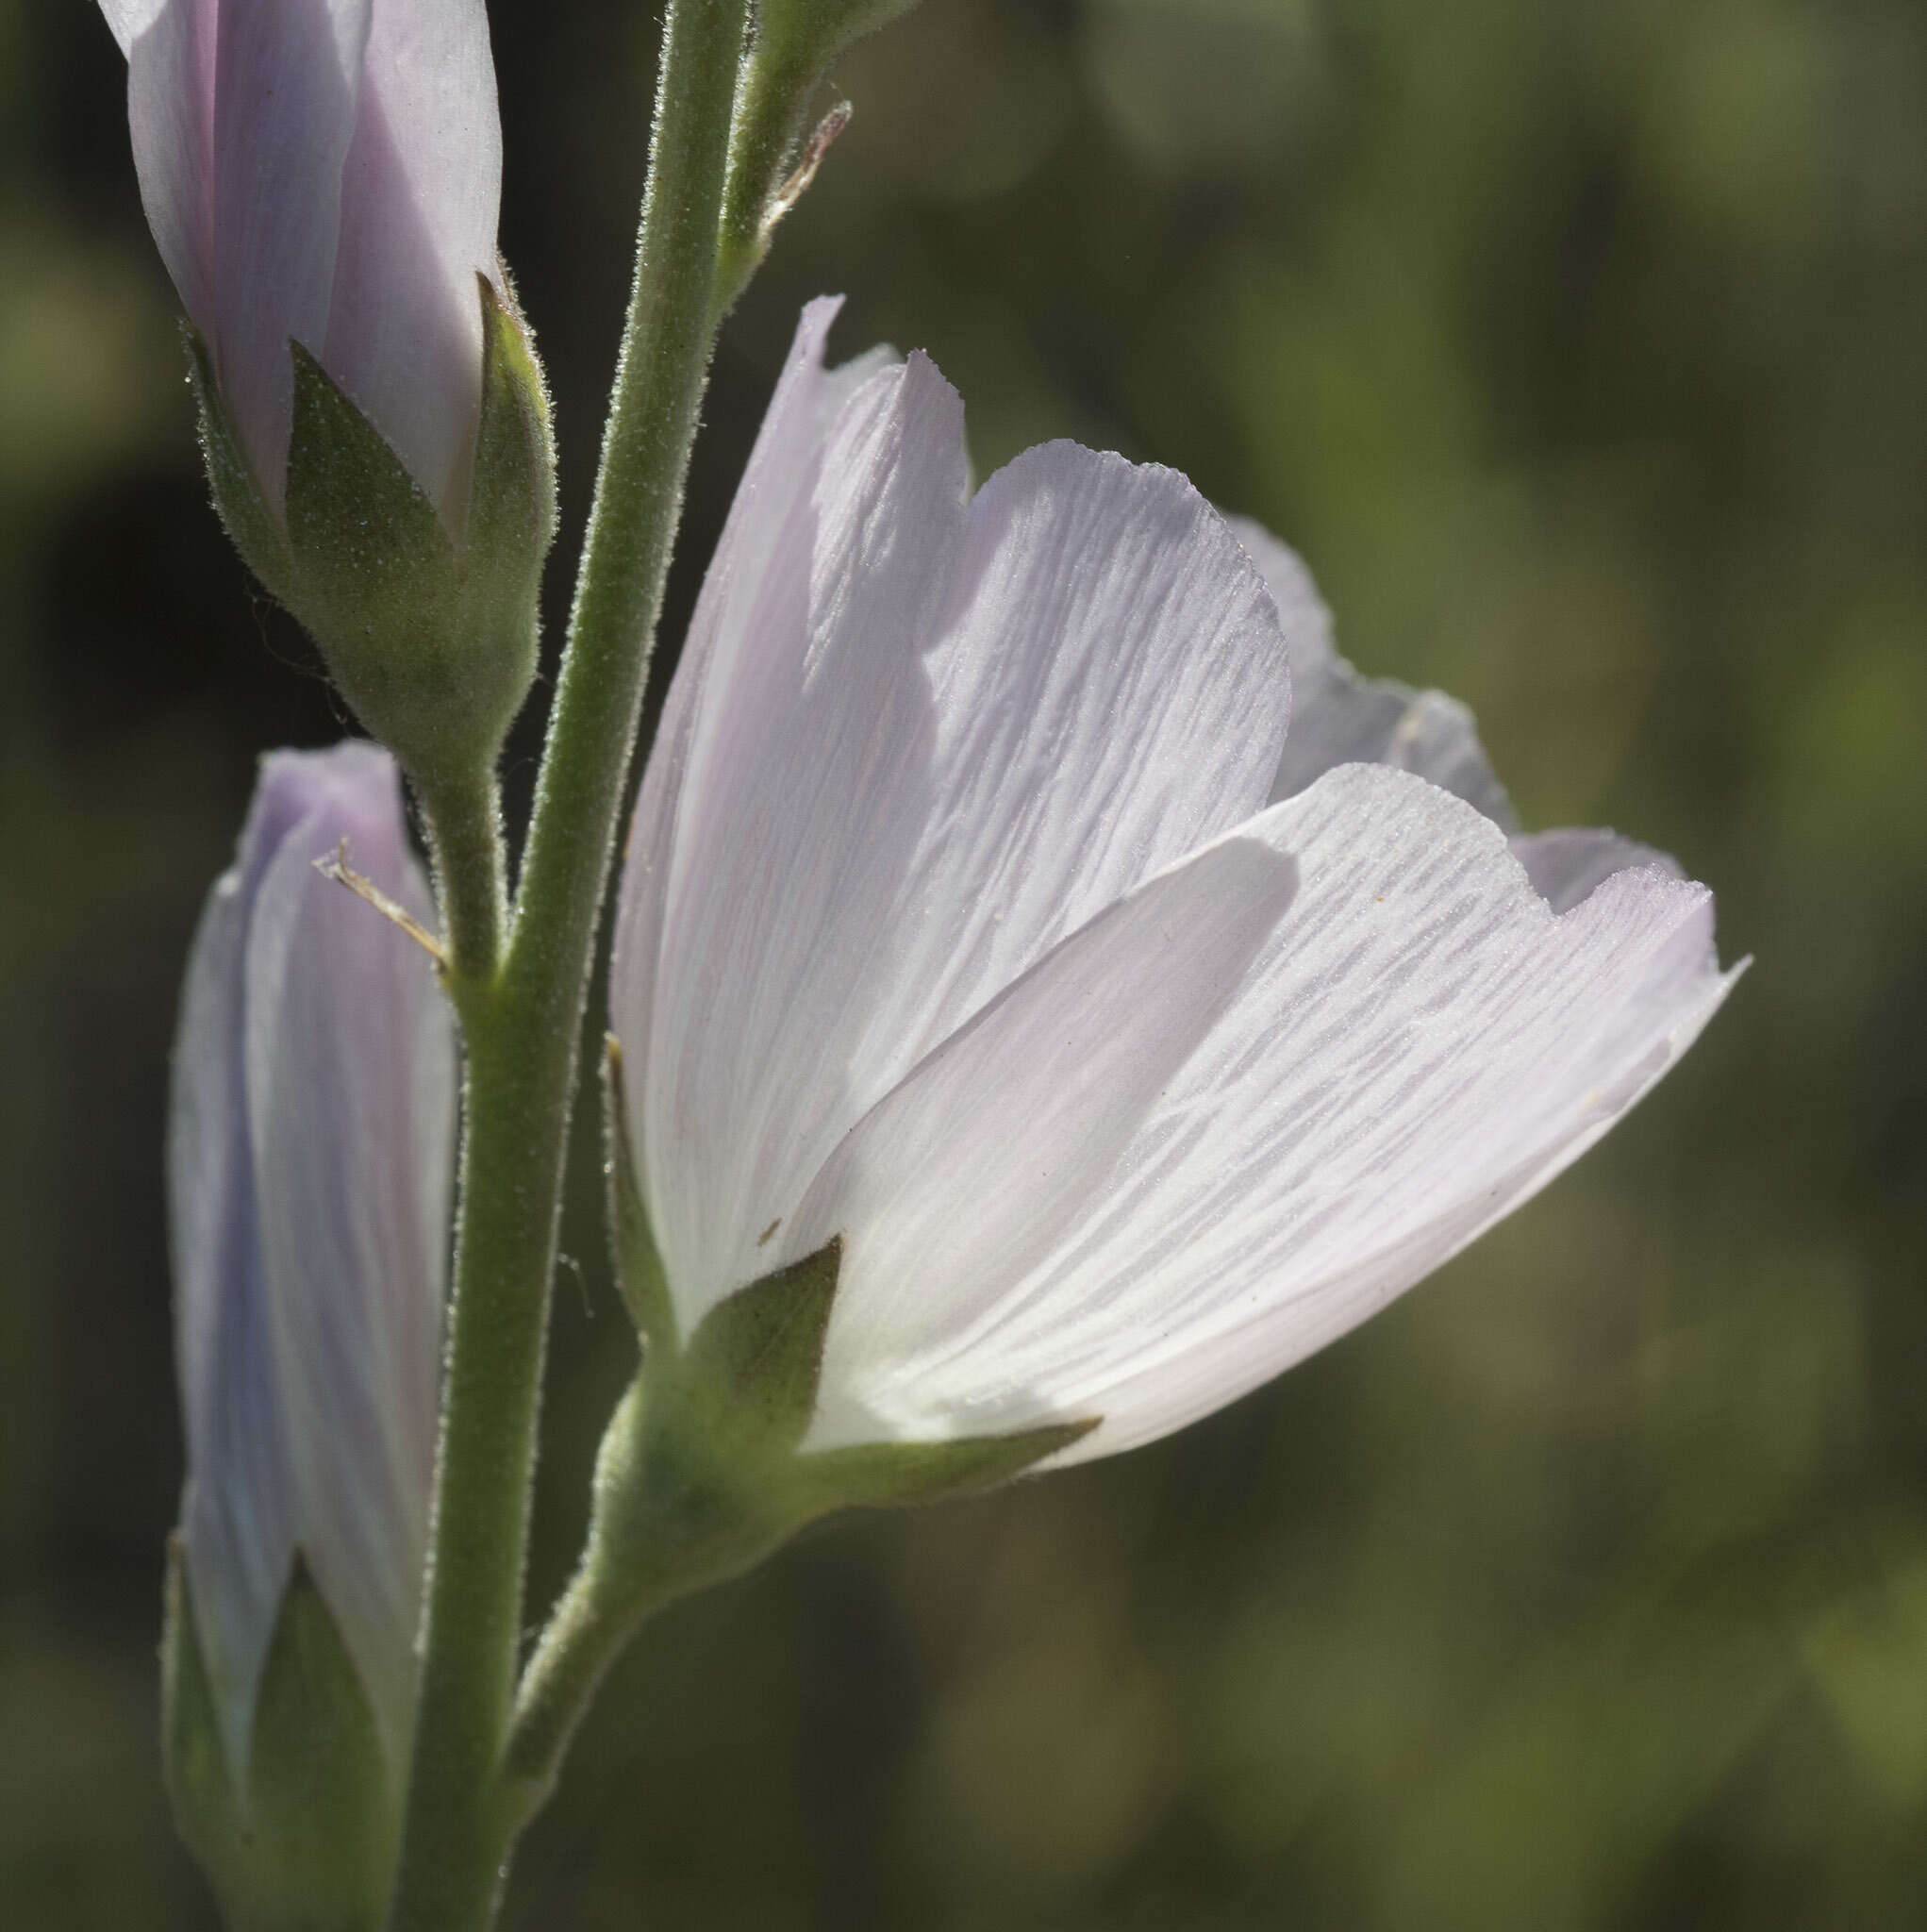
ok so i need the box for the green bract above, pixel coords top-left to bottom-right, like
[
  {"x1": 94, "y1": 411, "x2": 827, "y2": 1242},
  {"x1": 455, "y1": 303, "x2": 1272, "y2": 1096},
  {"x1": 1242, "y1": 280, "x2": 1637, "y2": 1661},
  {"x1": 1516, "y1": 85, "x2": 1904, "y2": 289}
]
[
  {"x1": 163, "y1": 1548, "x2": 402, "y2": 1932},
  {"x1": 579, "y1": 1044, "x2": 1096, "y2": 1626},
  {"x1": 190, "y1": 276, "x2": 557, "y2": 793}
]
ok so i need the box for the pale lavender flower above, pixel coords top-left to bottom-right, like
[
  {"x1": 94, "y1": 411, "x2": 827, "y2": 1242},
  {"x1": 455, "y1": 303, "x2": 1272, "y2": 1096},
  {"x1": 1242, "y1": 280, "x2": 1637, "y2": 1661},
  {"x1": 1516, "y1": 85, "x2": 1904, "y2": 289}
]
[
  {"x1": 611, "y1": 299, "x2": 1738, "y2": 1461},
  {"x1": 171, "y1": 742, "x2": 455, "y2": 1775},
  {"x1": 95, "y1": 0, "x2": 503, "y2": 518}
]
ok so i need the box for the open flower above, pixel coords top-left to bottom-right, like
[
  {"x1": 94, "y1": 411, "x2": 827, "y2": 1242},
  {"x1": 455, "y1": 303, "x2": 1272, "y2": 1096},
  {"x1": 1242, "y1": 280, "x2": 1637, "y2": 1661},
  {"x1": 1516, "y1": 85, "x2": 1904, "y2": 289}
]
[
  {"x1": 96, "y1": 0, "x2": 504, "y2": 520},
  {"x1": 170, "y1": 741, "x2": 454, "y2": 1779},
  {"x1": 610, "y1": 299, "x2": 1737, "y2": 1464}
]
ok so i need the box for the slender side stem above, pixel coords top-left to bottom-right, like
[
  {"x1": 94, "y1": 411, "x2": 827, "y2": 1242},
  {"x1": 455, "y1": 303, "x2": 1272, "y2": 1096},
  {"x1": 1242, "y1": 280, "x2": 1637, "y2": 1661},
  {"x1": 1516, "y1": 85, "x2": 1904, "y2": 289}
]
[
  {"x1": 385, "y1": 2, "x2": 750, "y2": 1926},
  {"x1": 500, "y1": 1384, "x2": 800, "y2": 1823},
  {"x1": 500, "y1": 1541, "x2": 651, "y2": 1827},
  {"x1": 416, "y1": 762, "x2": 507, "y2": 991},
  {"x1": 503, "y1": 1524, "x2": 786, "y2": 1823},
  {"x1": 714, "y1": 47, "x2": 813, "y2": 316}
]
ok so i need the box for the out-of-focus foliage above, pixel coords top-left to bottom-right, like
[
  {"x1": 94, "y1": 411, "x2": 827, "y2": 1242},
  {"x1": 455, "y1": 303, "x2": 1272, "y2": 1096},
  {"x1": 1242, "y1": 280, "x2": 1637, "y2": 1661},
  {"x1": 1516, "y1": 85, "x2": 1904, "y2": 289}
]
[{"x1": 4, "y1": 0, "x2": 1924, "y2": 1924}]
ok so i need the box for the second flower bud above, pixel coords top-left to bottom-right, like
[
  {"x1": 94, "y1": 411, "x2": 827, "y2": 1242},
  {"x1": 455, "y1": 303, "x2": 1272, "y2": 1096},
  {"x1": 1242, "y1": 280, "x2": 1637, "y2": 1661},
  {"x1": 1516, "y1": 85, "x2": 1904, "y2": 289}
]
[{"x1": 100, "y1": 0, "x2": 557, "y2": 787}]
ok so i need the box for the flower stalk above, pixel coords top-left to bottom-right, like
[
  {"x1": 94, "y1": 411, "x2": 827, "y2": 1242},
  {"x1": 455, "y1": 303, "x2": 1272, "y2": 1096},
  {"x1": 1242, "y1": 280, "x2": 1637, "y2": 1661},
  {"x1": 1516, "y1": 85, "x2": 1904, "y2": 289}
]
[{"x1": 384, "y1": 0, "x2": 751, "y2": 1924}]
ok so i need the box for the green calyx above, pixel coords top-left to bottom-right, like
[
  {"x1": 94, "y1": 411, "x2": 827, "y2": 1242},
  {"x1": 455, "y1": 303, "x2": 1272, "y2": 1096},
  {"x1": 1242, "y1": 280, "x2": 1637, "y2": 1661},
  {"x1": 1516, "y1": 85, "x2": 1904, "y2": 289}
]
[
  {"x1": 582, "y1": 1232, "x2": 1096, "y2": 1628},
  {"x1": 163, "y1": 1545, "x2": 402, "y2": 1932},
  {"x1": 189, "y1": 275, "x2": 557, "y2": 792},
  {"x1": 586, "y1": 1053, "x2": 1099, "y2": 1616},
  {"x1": 502, "y1": 1064, "x2": 1101, "y2": 1817}
]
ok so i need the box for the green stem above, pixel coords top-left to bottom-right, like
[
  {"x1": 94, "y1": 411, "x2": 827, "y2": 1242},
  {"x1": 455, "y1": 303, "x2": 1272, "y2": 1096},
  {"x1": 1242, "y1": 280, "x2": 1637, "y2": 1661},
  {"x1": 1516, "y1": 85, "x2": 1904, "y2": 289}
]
[
  {"x1": 502, "y1": 1526, "x2": 780, "y2": 1826},
  {"x1": 384, "y1": 0, "x2": 751, "y2": 1924},
  {"x1": 500, "y1": 1555, "x2": 641, "y2": 1827},
  {"x1": 417, "y1": 762, "x2": 507, "y2": 992},
  {"x1": 714, "y1": 44, "x2": 817, "y2": 315},
  {"x1": 512, "y1": 0, "x2": 748, "y2": 987}
]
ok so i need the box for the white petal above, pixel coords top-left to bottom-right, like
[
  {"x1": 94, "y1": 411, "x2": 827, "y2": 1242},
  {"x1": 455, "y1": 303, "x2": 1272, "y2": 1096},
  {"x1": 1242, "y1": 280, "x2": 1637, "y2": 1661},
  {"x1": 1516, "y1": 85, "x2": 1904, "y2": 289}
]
[
  {"x1": 173, "y1": 746, "x2": 406, "y2": 1771},
  {"x1": 623, "y1": 321, "x2": 1290, "y2": 1333},
  {"x1": 99, "y1": 0, "x2": 169, "y2": 55},
  {"x1": 804, "y1": 764, "x2": 1736, "y2": 1457},
  {"x1": 172, "y1": 743, "x2": 451, "y2": 1777},
  {"x1": 1231, "y1": 517, "x2": 1519, "y2": 829},
  {"x1": 243, "y1": 747, "x2": 453, "y2": 1770},
  {"x1": 322, "y1": 0, "x2": 502, "y2": 516},
  {"x1": 209, "y1": 0, "x2": 374, "y2": 506},
  {"x1": 782, "y1": 835, "x2": 1299, "y2": 1448},
  {"x1": 614, "y1": 299, "x2": 883, "y2": 1202},
  {"x1": 1511, "y1": 826, "x2": 1683, "y2": 914},
  {"x1": 121, "y1": 0, "x2": 219, "y2": 332},
  {"x1": 171, "y1": 816, "x2": 298, "y2": 1778}
]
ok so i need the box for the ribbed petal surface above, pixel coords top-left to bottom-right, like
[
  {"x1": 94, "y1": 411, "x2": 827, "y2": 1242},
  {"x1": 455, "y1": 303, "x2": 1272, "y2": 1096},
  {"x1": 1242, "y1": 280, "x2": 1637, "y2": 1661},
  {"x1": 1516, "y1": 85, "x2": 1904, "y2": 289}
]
[
  {"x1": 323, "y1": 0, "x2": 501, "y2": 515},
  {"x1": 119, "y1": 0, "x2": 219, "y2": 334},
  {"x1": 617, "y1": 304, "x2": 1289, "y2": 1334},
  {"x1": 800, "y1": 765, "x2": 1736, "y2": 1456},
  {"x1": 614, "y1": 308, "x2": 1736, "y2": 1471},
  {"x1": 171, "y1": 742, "x2": 454, "y2": 1776}
]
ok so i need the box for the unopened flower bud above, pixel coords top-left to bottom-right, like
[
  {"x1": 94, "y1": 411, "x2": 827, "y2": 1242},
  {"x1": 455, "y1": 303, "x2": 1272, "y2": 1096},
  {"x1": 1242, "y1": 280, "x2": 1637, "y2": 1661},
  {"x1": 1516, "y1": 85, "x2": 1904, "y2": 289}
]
[
  {"x1": 96, "y1": 0, "x2": 556, "y2": 786},
  {"x1": 165, "y1": 743, "x2": 455, "y2": 1924}
]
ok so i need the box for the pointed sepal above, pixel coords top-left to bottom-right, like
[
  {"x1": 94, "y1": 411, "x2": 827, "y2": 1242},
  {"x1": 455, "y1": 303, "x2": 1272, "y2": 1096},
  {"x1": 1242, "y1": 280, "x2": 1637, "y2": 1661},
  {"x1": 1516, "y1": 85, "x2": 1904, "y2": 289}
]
[
  {"x1": 161, "y1": 1539, "x2": 245, "y2": 1909},
  {"x1": 794, "y1": 1417, "x2": 1099, "y2": 1513},
  {"x1": 281, "y1": 345, "x2": 480, "y2": 785},
  {"x1": 192, "y1": 279, "x2": 556, "y2": 793},
  {"x1": 681, "y1": 1238, "x2": 841, "y2": 1460},
  {"x1": 162, "y1": 1546, "x2": 402, "y2": 1932},
  {"x1": 566, "y1": 1231, "x2": 1098, "y2": 1643},
  {"x1": 464, "y1": 275, "x2": 557, "y2": 605},
  {"x1": 286, "y1": 340, "x2": 453, "y2": 595},
  {"x1": 244, "y1": 1557, "x2": 400, "y2": 1930},
  {"x1": 603, "y1": 1035, "x2": 675, "y2": 1352},
  {"x1": 188, "y1": 328, "x2": 291, "y2": 607}
]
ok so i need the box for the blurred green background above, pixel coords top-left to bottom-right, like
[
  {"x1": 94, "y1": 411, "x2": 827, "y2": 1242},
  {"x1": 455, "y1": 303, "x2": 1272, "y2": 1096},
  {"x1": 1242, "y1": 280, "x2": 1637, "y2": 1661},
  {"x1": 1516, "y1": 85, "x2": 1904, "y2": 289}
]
[{"x1": 5, "y1": 0, "x2": 1926, "y2": 1924}]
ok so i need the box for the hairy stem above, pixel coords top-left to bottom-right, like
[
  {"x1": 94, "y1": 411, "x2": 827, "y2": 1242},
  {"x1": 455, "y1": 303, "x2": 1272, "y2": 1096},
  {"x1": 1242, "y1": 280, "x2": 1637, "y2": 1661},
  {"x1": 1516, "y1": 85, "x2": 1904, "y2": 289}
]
[
  {"x1": 417, "y1": 761, "x2": 507, "y2": 993},
  {"x1": 384, "y1": 1, "x2": 751, "y2": 1924}
]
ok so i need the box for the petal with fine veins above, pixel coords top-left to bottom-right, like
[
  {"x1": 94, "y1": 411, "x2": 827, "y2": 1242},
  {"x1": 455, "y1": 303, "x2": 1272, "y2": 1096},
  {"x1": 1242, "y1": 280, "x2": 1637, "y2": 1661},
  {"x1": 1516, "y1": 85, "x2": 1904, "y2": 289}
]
[
  {"x1": 1511, "y1": 827, "x2": 1684, "y2": 915},
  {"x1": 629, "y1": 321, "x2": 1289, "y2": 1334},
  {"x1": 802, "y1": 763, "x2": 1737, "y2": 1457},
  {"x1": 783, "y1": 834, "x2": 1299, "y2": 1448},
  {"x1": 614, "y1": 297, "x2": 891, "y2": 1206}
]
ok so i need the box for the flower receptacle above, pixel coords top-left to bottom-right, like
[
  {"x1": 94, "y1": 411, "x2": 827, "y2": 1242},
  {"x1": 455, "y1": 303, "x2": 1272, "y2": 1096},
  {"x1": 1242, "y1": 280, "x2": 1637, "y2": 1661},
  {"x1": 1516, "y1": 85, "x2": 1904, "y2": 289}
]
[
  {"x1": 586, "y1": 1227, "x2": 1099, "y2": 1619},
  {"x1": 190, "y1": 277, "x2": 557, "y2": 794}
]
